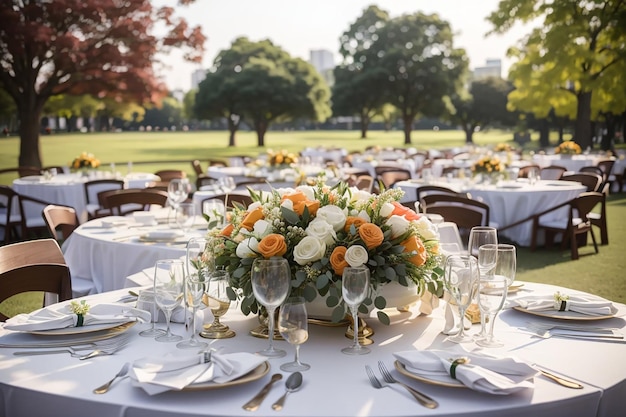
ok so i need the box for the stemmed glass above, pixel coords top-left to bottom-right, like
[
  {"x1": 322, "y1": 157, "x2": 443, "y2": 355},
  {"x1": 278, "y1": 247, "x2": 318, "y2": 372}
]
[
  {"x1": 476, "y1": 244, "x2": 516, "y2": 347},
  {"x1": 278, "y1": 297, "x2": 310, "y2": 372},
  {"x1": 467, "y1": 226, "x2": 498, "y2": 340},
  {"x1": 201, "y1": 269, "x2": 236, "y2": 339},
  {"x1": 168, "y1": 178, "x2": 190, "y2": 221},
  {"x1": 341, "y1": 266, "x2": 370, "y2": 355},
  {"x1": 218, "y1": 176, "x2": 236, "y2": 193},
  {"x1": 153, "y1": 259, "x2": 185, "y2": 342},
  {"x1": 443, "y1": 255, "x2": 479, "y2": 343},
  {"x1": 251, "y1": 258, "x2": 291, "y2": 358},
  {"x1": 137, "y1": 289, "x2": 166, "y2": 338}
]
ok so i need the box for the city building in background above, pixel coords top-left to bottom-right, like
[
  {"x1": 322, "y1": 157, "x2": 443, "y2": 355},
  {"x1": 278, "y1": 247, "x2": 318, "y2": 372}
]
[
  {"x1": 309, "y1": 49, "x2": 335, "y2": 86},
  {"x1": 191, "y1": 68, "x2": 207, "y2": 90},
  {"x1": 472, "y1": 58, "x2": 502, "y2": 80}
]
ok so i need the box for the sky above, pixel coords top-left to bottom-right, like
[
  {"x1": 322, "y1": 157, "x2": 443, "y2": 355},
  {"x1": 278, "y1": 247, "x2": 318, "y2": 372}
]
[{"x1": 157, "y1": 0, "x2": 536, "y2": 92}]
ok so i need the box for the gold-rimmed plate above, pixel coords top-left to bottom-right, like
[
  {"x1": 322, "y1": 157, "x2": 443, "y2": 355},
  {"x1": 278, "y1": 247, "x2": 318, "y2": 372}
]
[
  {"x1": 28, "y1": 320, "x2": 135, "y2": 336},
  {"x1": 1, "y1": 322, "x2": 136, "y2": 348},
  {"x1": 394, "y1": 360, "x2": 464, "y2": 388},
  {"x1": 511, "y1": 306, "x2": 615, "y2": 321},
  {"x1": 183, "y1": 361, "x2": 270, "y2": 391}
]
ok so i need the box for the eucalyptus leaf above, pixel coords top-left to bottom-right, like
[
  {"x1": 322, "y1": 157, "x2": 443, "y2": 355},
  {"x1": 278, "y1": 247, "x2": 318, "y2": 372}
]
[
  {"x1": 331, "y1": 306, "x2": 346, "y2": 322},
  {"x1": 326, "y1": 295, "x2": 339, "y2": 307},
  {"x1": 316, "y1": 274, "x2": 329, "y2": 289},
  {"x1": 377, "y1": 311, "x2": 391, "y2": 325},
  {"x1": 303, "y1": 285, "x2": 317, "y2": 301},
  {"x1": 280, "y1": 206, "x2": 300, "y2": 225},
  {"x1": 374, "y1": 295, "x2": 386, "y2": 309}
]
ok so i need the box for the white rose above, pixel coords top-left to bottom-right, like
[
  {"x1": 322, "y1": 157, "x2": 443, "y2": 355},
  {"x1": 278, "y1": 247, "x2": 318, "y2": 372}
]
[
  {"x1": 248, "y1": 201, "x2": 262, "y2": 211},
  {"x1": 253, "y1": 219, "x2": 272, "y2": 238},
  {"x1": 356, "y1": 210, "x2": 371, "y2": 222},
  {"x1": 280, "y1": 199, "x2": 294, "y2": 211},
  {"x1": 386, "y1": 215, "x2": 410, "y2": 238},
  {"x1": 349, "y1": 188, "x2": 371, "y2": 203},
  {"x1": 293, "y1": 236, "x2": 326, "y2": 265},
  {"x1": 276, "y1": 187, "x2": 295, "y2": 196},
  {"x1": 295, "y1": 185, "x2": 315, "y2": 201},
  {"x1": 379, "y1": 202, "x2": 395, "y2": 218},
  {"x1": 414, "y1": 217, "x2": 439, "y2": 240},
  {"x1": 305, "y1": 218, "x2": 336, "y2": 246},
  {"x1": 316, "y1": 205, "x2": 347, "y2": 232},
  {"x1": 236, "y1": 237, "x2": 259, "y2": 258},
  {"x1": 345, "y1": 245, "x2": 369, "y2": 267}
]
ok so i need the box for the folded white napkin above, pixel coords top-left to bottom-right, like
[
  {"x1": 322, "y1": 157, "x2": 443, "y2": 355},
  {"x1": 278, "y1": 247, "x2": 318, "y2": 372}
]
[
  {"x1": 129, "y1": 351, "x2": 267, "y2": 395},
  {"x1": 3, "y1": 303, "x2": 151, "y2": 332},
  {"x1": 510, "y1": 293, "x2": 617, "y2": 316},
  {"x1": 393, "y1": 347, "x2": 537, "y2": 395},
  {"x1": 143, "y1": 229, "x2": 184, "y2": 240}
]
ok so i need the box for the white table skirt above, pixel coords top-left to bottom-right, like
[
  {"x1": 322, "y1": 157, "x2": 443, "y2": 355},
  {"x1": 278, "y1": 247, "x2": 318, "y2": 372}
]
[
  {"x1": 1, "y1": 282, "x2": 624, "y2": 417},
  {"x1": 62, "y1": 216, "x2": 206, "y2": 297},
  {"x1": 396, "y1": 179, "x2": 586, "y2": 247}
]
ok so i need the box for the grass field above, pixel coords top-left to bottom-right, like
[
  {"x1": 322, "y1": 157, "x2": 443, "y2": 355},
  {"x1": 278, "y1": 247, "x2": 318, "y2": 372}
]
[{"x1": 1, "y1": 129, "x2": 624, "y2": 318}]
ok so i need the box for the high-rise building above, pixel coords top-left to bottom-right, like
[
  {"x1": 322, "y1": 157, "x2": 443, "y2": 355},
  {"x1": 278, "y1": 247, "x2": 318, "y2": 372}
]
[
  {"x1": 309, "y1": 49, "x2": 335, "y2": 86},
  {"x1": 472, "y1": 58, "x2": 502, "y2": 80},
  {"x1": 191, "y1": 68, "x2": 207, "y2": 90}
]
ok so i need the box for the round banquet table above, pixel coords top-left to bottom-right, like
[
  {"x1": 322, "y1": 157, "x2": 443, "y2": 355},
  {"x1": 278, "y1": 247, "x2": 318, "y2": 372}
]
[
  {"x1": 395, "y1": 179, "x2": 586, "y2": 247},
  {"x1": 0, "y1": 282, "x2": 624, "y2": 417},
  {"x1": 62, "y1": 214, "x2": 206, "y2": 297},
  {"x1": 531, "y1": 154, "x2": 615, "y2": 173}
]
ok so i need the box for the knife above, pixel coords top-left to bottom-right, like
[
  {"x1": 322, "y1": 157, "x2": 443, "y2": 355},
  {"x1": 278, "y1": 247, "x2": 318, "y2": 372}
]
[
  {"x1": 534, "y1": 366, "x2": 583, "y2": 389},
  {"x1": 242, "y1": 373, "x2": 282, "y2": 411}
]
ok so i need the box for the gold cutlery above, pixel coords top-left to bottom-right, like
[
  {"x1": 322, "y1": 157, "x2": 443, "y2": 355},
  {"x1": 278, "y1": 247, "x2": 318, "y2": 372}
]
[
  {"x1": 242, "y1": 373, "x2": 282, "y2": 411},
  {"x1": 534, "y1": 366, "x2": 583, "y2": 389},
  {"x1": 93, "y1": 363, "x2": 130, "y2": 394},
  {"x1": 377, "y1": 361, "x2": 438, "y2": 409}
]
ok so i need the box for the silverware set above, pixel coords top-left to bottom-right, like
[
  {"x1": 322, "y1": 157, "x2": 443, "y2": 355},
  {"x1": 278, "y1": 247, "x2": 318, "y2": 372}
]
[
  {"x1": 365, "y1": 361, "x2": 438, "y2": 409},
  {"x1": 523, "y1": 322, "x2": 624, "y2": 340},
  {"x1": 12, "y1": 332, "x2": 131, "y2": 359}
]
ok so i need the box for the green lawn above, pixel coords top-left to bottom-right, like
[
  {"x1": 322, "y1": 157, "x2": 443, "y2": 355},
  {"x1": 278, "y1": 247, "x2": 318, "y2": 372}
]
[{"x1": 1, "y1": 129, "x2": 624, "y2": 318}]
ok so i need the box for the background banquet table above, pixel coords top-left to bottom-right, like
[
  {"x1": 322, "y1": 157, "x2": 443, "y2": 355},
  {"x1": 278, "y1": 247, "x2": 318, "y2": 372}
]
[
  {"x1": 62, "y1": 215, "x2": 206, "y2": 297},
  {"x1": 12, "y1": 172, "x2": 160, "y2": 223},
  {"x1": 0, "y1": 282, "x2": 624, "y2": 417},
  {"x1": 531, "y1": 154, "x2": 614, "y2": 173},
  {"x1": 395, "y1": 179, "x2": 586, "y2": 247}
]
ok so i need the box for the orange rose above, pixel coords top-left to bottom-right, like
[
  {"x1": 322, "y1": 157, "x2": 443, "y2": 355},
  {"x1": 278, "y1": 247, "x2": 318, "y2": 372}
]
[
  {"x1": 281, "y1": 190, "x2": 307, "y2": 205},
  {"x1": 392, "y1": 201, "x2": 421, "y2": 221},
  {"x1": 257, "y1": 234, "x2": 288, "y2": 258},
  {"x1": 240, "y1": 207, "x2": 264, "y2": 231},
  {"x1": 402, "y1": 235, "x2": 427, "y2": 266},
  {"x1": 329, "y1": 246, "x2": 349, "y2": 276},
  {"x1": 293, "y1": 199, "x2": 320, "y2": 216},
  {"x1": 344, "y1": 216, "x2": 365, "y2": 233},
  {"x1": 358, "y1": 223, "x2": 384, "y2": 249},
  {"x1": 220, "y1": 223, "x2": 234, "y2": 237}
]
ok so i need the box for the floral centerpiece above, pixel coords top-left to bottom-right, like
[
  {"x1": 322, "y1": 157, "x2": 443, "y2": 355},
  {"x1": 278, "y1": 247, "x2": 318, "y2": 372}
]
[
  {"x1": 207, "y1": 179, "x2": 443, "y2": 324},
  {"x1": 266, "y1": 149, "x2": 298, "y2": 168},
  {"x1": 71, "y1": 152, "x2": 100, "y2": 170},
  {"x1": 493, "y1": 143, "x2": 515, "y2": 152},
  {"x1": 471, "y1": 155, "x2": 504, "y2": 176},
  {"x1": 555, "y1": 141, "x2": 582, "y2": 155}
]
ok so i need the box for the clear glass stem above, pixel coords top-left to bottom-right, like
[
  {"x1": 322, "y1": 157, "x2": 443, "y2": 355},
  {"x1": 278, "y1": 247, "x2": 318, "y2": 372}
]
[
  {"x1": 478, "y1": 314, "x2": 487, "y2": 338},
  {"x1": 486, "y1": 312, "x2": 497, "y2": 342},
  {"x1": 351, "y1": 307, "x2": 360, "y2": 348},
  {"x1": 163, "y1": 310, "x2": 173, "y2": 337},
  {"x1": 189, "y1": 307, "x2": 197, "y2": 342},
  {"x1": 294, "y1": 345, "x2": 302, "y2": 365},
  {"x1": 267, "y1": 308, "x2": 276, "y2": 351},
  {"x1": 457, "y1": 307, "x2": 466, "y2": 339}
]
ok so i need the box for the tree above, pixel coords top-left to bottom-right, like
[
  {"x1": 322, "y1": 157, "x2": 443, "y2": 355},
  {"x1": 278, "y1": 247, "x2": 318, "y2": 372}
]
[
  {"x1": 487, "y1": 0, "x2": 626, "y2": 150},
  {"x1": 367, "y1": 12, "x2": 468, "y2": 145},
  {"x1": 448, "y1": 77, "x2": 516, "y2": 143},
  {"x1": 0, "y1": 0, "x2": 205, "y2": 168},
  {"x1": 195, "y1": 37, "x2": 331, "y2": 147}
]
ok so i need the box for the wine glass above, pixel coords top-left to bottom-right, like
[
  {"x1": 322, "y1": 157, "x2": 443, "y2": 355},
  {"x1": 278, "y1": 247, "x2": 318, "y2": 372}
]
[
  {"x1": 341, "y1": 266, "x2": 370, "y2": 355},
  {"x1": 176, "y1": 202, "x2": 196, "y2": 232},
  {"x1": 251, "y1": 257, "x2": 291, "y2": 358},
  {"x1": 467, "y1": 226, "x2": 497, "y2": 340},
  {"x1": 278, "y1": 297, "x2": 310, "y2": 372},
  {"x1": 137, "y1": 289, "x2": 166, "y2": 338},
  {"x1": 153, "y1": 259, "x2": 185, "y2": 342},
  {"x1": 203, "y1": 199, "x2": 226, "y2": 229},
  {"x1": 167, "y1": 178, "x2": 190, "y2": 218},
  {"x1": 176, "y1": 241, "x2": 209, "y2": 349},
  {"x1": 443, "y1": 254, "x2": 479, "y2": 343},
  {"x1": 218, "y1": 176, "x2": 236, "y2": 193},
  {"x1": 201, "y1": 269, "x2": 236, "y2": 339}
]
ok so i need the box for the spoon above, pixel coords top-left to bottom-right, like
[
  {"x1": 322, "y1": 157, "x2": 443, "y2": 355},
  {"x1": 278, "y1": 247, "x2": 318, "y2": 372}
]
[{"x1": 271, "y1": 372, "x2": 303, "y2": 411}]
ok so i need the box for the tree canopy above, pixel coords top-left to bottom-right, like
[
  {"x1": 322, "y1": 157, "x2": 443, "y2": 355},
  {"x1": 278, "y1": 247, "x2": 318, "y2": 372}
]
[{"x1": 0, "y1": 0, "x2": 204, "y2": 167}]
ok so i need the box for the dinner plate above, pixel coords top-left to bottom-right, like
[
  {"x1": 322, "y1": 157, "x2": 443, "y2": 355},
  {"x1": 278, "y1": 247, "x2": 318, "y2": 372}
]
[
  {"x1": 511, "y1": 306, "x2": 615, "y2": 320},
  {"x1": 183, "y1": 361, "x2": 270, "y2": 391},
  {"x1": 28, "y1": 320, "x2": 135, "y2": 335},
  {"x1": 0, "y1": 322, "x2": 136, "y2": 348},
  {"x1": 394, "y1": 360, "x2": 464, "y2": 388}
]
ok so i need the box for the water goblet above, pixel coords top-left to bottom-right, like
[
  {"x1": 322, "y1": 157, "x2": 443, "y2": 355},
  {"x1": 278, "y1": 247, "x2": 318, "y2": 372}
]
[
  {"x1": 202, "y1": 199, "x2": 226, "y2": 229},
  {"x1": 153, "y1": 259, "x2": 185, "y2": 342},
  {"x1": 251, "y1": 257, "x2": 291, "y2": 358},
  {"x1": 201, "y1": 269, "x2": 236, "y2": 339},
  {"x1": 443, "y1": 255, "x2": 479, "y2": 343},
  {"x1": 467, "y1": 226, "x2": 497, "y2": 340},
  {"x1": 176, "y1": 202, "x2": 196, "y2": 232},
  {"x1": 167, "y1": 178, "x2": 190, "y2": 220},
  {"x1": 341, "y1": 266, "x2": 370, "y2": 355},
  {"x1": 278, "y1": 297, "x2": 310, "y2": 372},
  {"x1": 176, "y1": 267, "x2": 209, "y2": 349},
  {"x1": 475, "y1": 274, "x2": 508, "y2": 348},
  {"x1": 137, "y1": 289, "x2": 166, "y2": 338}
]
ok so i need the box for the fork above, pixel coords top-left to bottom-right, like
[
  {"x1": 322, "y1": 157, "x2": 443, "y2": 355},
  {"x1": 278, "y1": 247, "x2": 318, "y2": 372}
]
[
  {"x1": 377, "y1": 361, "x2": 438, "y2": 409},
  {"x1": 14, "y1": 346, "x2": 90, "y2": 357},
  {"x1": 79, "y1": 338, "x2": 131, "y2": 360}
]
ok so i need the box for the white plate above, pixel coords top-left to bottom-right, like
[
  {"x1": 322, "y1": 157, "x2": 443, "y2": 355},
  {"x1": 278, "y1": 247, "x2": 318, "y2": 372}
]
[
  {"x1": 394, "y1": 361, "x2": 464, "y2": 388},
  {"x1": 28, "y1": 320, "x2": 134, "y2": 335},
  {"x1": 512, "y1": 306, "x2": 615, "y2": 320},
  {"x1": 183, "y1": 361, "x2": 270, "y2": 391}
]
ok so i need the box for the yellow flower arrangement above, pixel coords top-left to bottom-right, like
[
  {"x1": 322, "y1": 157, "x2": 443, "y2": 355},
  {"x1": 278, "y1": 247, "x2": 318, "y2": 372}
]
[
  {"x1": 494, "y1": 143, "x2": 515, "y2": 152},
  {"x1": 471, "y1": 155, "x2": 504, "y2": 175},
  {"x1": 207, "y1": 180, "x2": 443, "y2": 324},
  {"x1": 267, "y1": 149, "x2": 298, "y2": 168},
  {"x1": 555, "y1": 141, "x2": 582, "y2": 155},
  {"x1": 71, "y1": 152, "x2": 100, "y2": 169}
]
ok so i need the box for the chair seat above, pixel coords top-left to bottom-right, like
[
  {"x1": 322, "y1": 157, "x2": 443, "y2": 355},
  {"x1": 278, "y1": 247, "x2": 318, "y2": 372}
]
[{"x1": 538, "y1": 217, "x2": 584, "y2": 229}]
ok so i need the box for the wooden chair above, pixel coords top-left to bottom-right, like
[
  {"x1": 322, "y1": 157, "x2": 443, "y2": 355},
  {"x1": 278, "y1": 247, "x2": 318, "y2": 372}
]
[
  {"x1": 42, "y1": 205, "x2": 79, "y2": 242},
  {"x1": 374, "y1": 167, "x2": 412, "y2": 190},
  {"x1": 0, "y1": 238, "x2": 72, "y2": 321},
  {"x1": 153, "y1": 170, "x2": 187, "y2": 188},
  {"x1": 203, "y1": 193, "x2": 254, "y2": 210},
  {"x1": 191, "y1": 160, "x2": 204, "y2": 176},
  {"x1": 517, "y1": 164, "x2": 541, "y2": 179},
  {"x1": 0, "y1": 186, "x2": 22, "y2": 244},
  {"x1": 560, "y1": 172, "x2": 603, "y2": 192},
  {"x1": 17, "y1": 166, "x2": 41, "y2": 177},
  {"x1": 597, "y1": 159, "x2": 616, "y2": 190},
  {"x1": 416, "y1": 185, "x2": 469, "y2": 212},
  {"x1": 354, "y1": 175, "x2": 374, "y2": 193},
  {"x1": 196, "y1": 175, "x2": 220, "y2": 191},
  {"x1": 420, "y1": 194, "x2": 490, "y2": 243},
  {"x1": 101, "y1": 188, "x2": 170, "y2": 216},
  {"x1": 83, "y1": 179, "x2": 125, "y2": 219},
  {"x1": 530, "y1": 192, "x2": 603, "y2": 260},
  {"x1": 15, "y1": 192, "x2": 54, "y2": 240},
  {"x1": 588, "y1": 183, "x2": 609, "y2": 245},
  {"x1": 540, "y1": 165, "x2": 567, "y2": 180}
]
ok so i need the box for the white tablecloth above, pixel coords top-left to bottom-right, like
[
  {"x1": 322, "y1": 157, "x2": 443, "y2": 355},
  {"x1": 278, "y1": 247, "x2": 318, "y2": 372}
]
[
  {"x1": 1, "y1": 282, "x2": 624, "y2": 417},
  {"x1": 62, "y1": 215, "x2": 206, "y2": 297},
  {"x1": 532, "y1": 154, "x2": 614, "y2": 173},
  {"x1": 396, "y1": 179, "x2": 586, "y2": 246}
]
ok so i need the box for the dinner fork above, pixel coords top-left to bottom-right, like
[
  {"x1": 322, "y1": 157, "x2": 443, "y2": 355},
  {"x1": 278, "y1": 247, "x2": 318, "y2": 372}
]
[
  {"x1": 365, "y1": 365, "x2": 388, "y2": 390},
  {"x1": 377, "y1": 361, "x2": 438, "y2": 409},
  {"x1": 79, "y1": 337, "x2": 131, "y2": 360}
]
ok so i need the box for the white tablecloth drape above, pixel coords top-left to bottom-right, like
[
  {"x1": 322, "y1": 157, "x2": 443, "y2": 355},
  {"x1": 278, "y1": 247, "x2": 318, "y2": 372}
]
[{"x1": 1, "y1": 282, "x2": 624, "y2": 417}]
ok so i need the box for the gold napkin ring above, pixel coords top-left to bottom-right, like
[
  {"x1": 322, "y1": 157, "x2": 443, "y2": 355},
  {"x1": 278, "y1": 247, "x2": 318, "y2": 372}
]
[{"x1": 449, "y1": 357, "x2": 469, "y2": 379}]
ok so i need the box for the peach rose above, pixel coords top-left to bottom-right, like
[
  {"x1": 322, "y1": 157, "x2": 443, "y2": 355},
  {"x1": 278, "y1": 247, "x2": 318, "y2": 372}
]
[
  {"x1": 392, "y1": 201, "x2": 421, "y2": 221},
  {"x1": 401, "y1": 235, "x2": 427, "y2": 266},
  {"x1": 240, "y1": 207, "x2": 264, "y2": 231},
  {"x1": 344, "y1": 216, "x2": 366, "y2": 233},
  {"x1": 294, "y1": 199, "x2": 320, "y2": 216},
  {"x1": 220, "y1": 223, "x2": 234, "y2": 237},
  {"x1": 329, "y1": 246, "x2": 349, "y2": 276},
  {"x1": 358, "y1": 223, "x2": 384, "y2": 249},
  {"x1": 257, "y1": 233, "x2": 288, "y2": 258}
]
